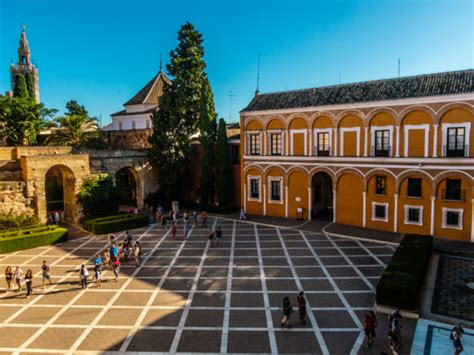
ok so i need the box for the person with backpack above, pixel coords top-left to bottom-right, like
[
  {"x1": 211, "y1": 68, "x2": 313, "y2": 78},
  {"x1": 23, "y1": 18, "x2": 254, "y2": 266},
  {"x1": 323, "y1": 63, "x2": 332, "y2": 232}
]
[
  {"x1": 451, "y1": 325, "x2": 464, "y2": 355},
  {"x1": 296, "y1": 291, "x2": 307, "y2": 325},
  {"x1": 363, "y1": 310, "x2": 377, "y2": 348},
  {"x1": 79, "y1": 264, "x2": 89, "y2": 289}
]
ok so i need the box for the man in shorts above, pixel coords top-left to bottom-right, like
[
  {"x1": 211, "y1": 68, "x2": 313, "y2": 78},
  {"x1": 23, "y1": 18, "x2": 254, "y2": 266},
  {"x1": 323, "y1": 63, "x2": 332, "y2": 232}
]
[{"x1": 42, "y1": 260, "x2": 52, "y2": 290}]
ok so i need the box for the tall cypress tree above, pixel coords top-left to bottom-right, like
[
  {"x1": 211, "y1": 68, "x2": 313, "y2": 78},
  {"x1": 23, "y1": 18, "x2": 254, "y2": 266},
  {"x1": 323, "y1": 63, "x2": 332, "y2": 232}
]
[
  {"x1": 24, "y1": 72, "x2": 34, "y2": 99},
  {"x1": 13, "y1": 74, "x2": 29, "y2": 99},
  {"x1": 216, "y1": 118, "x2": 233, "y2": 207},
  {"x1": 149, "y1": 22, "x2": 207, "y2": 202},
  {"x1": 199, "y1": 76, "x2": 217, "y2": 205}
]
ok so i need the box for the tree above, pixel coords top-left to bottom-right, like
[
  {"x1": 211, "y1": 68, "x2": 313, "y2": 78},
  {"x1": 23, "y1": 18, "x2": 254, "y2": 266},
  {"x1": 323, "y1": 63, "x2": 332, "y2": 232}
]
[
  {"x1": 24, "y1": 72, "x2": 34, "y2": 99},
  {"x1": 216, "y1": 118, "x2": 233, "y2": 207},
  {"x1": 78, "y1": 175, "x2": 121, "y2": 217},
  {"x1": 0, "y1": 96, "x2": 42, "y2": 145},
  {"x1": 149, "y1": 22, "x2": 207, "y2": 202},
  {"x1": 199, "y1": 76, "x2": 217, "y2": 205},
  {"x1": 13, "y1": 74, "x2": 29, "y2": 99},
  {"x1": 47, "y1": 114, "x2": 97, "y2": 147},
  {"x1": 65, "y1": 100, "x2": 88, "y2": 116}
]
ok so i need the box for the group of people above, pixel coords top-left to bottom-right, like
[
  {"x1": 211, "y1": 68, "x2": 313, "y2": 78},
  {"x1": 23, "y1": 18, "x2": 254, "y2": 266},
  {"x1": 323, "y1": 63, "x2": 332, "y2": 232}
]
[
  {"x1": 46, "y1": 212, "x2": 62, "y2": 225},
  {"x1": 4, "y1": 261, "x2": 52, "y2": 298},
  {"x1": 207, "y1": 227, "x2": 223, "y2": 247},
  {"x1": 281, "y1": 291, "x2": 307, "y2": 327}
]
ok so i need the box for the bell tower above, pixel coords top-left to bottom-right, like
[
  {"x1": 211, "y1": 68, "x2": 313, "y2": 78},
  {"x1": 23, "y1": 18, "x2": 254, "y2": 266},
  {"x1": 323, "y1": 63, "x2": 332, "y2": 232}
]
[{"x1": 10, "y1": 25, "x2": 40, "y2": 102}]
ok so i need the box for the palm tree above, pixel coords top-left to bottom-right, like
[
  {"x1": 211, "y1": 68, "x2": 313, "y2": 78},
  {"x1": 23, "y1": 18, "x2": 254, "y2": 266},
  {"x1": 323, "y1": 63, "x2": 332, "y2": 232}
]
[{"x1": 47, "y1": 114, "x2": 98, "y2": 147}]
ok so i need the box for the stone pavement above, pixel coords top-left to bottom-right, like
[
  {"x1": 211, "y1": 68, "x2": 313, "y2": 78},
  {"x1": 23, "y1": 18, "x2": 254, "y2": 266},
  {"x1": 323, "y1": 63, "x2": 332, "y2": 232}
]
[{"x1": 0, "y1": 216, "x2": 397, "y2": 354}]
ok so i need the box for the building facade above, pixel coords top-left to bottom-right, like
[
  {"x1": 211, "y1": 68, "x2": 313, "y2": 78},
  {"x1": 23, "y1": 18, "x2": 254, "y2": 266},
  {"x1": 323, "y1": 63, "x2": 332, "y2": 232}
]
[{"x1": 240, "y1": 70, "x2": 474, "y2": 242}]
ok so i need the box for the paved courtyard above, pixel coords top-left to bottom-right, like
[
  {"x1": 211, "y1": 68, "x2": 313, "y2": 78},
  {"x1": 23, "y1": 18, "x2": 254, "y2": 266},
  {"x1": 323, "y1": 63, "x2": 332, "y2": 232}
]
[{"x1": 0, "y1": 216, "x2": 395, "y2": 354}]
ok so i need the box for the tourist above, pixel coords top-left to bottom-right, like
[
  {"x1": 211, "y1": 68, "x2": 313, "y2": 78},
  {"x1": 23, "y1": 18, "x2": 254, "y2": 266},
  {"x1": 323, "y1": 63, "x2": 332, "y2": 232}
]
[
  {"x1": 296, "y1": 291, "x2": 306, "y2": 325},
  {"x1": 24, "y1": 269, "x2": 33, "y2": 298},
  {"x1": 240, "y1": 208, "x2": 247, "y2": 220},
  {"x1": 201, "y1": 211, "x2": 208, "y2": 228},
  {"x1": 157, "y1": 204, "x2": 164, "y2": 217},
  {"x1": 388, "y1": 308, "x2": 402, "y2": 342},
  {"x1": 104, "y1": 250, "x2": 111, "y2": 269},
  {"x1": 161, "y1": 214, "x2": 168, "y2": 229},
  {"x1": 112, "y1": 259, "x2": 121, "y2": 282},
  {"x1": 183, "y1": 211, "x2": 189, "y2": 223},
  {"x1": 4, "y1": 266, "x2": 13, "y2": 292},
  {"x1": 110, "y1": 243, "x2": 118, "y2": 262},
  {"x1": 451, "y1": 325, "x2": 464, "y2": 355},
  {"x1": 54, "y1": 211, "x2": 60, "y2": 223},
  {"x1": 183, "y1": 221, "x2": 190, "y2": 240},
  {"x1": 281, "y1": 296, "x2": 293, "y2": 327},
  {"x1": 363, "y1": 310, "x2": 377, "y2": 348},
  {"x1": 79, "y1": 264, "x2": 89, "y2": 289},
  {"x1": 133, "y1": 241, "x2": 141, "y2": 267},
  {"x1": 94, "y1": 260, "x2": 102, "y2": 288},
  {"x1": 215, "y1": 226, "x2": 222, "y2": 247},
  {"x1": 125, "y1": 231, "x2": 133, "y2": 245},
  {"x1": 388, "y1": 328, "x2": 400, "y2": 354},
  {"x1": 47, "y1": 214, "x2": 54, "y2": 225},
  {"x1": 192, "y1": 211, "x2": 198, "y2": 225},
  {"x1": 14, "y1": 266, "x2": 23, "y2": 291},
  {"x1": 171, "y1": 222, "x2": 177, "y2": 240},
  {"x1": 208, "y1": 229, "x2": 215, "y2": 246},
  {"x1": 41, "y1": 260, "x2": 52, "y2": 290},
  {"x1": 108, "y1": 234, "x2": 116, "y2": 245}
]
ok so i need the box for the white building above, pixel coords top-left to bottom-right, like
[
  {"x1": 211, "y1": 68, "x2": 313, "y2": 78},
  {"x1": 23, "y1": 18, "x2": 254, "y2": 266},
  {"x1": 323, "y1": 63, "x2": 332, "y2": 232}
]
[{"x1": 103, "y1": 69, "x2": 170, "y2": 131}]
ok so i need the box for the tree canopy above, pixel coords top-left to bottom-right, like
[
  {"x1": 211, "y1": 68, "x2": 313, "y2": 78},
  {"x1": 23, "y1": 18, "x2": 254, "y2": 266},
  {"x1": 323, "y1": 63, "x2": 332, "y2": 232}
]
[{"x1": 12, "y1": 74, "x2": 29, "y2": 99}]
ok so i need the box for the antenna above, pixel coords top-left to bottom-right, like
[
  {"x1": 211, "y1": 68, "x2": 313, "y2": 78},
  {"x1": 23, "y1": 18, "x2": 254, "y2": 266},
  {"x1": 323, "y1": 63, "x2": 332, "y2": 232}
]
[
  {"x1": 159, "y1": 53, "x2": 162, "y2": 71},
  {"x1": 398, "y1": 57, "x2": 401, "y2": 78},
  {"x1": 255, "y1": 52, "x2": 261, "y2": 95},
  {"x1": 228, "y1": 90, "x2": 236, "y2": 122}
]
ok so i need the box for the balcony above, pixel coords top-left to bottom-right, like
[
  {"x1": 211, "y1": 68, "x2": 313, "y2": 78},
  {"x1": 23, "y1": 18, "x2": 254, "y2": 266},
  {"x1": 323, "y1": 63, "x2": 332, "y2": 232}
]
[
  {"x1": 443, "y1": 145, "x2": 469, "y2": 158},
  {"x1": 441, "y1": 188, "x2": 465, "y2": 202},
  {"x1": 371, "y1": 146, "x2": 391, "y2": 157}
]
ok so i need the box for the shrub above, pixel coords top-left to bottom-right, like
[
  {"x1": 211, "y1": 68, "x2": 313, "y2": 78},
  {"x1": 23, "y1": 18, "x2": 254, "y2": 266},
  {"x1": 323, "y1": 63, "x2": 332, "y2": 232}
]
[
  {"x1": 0, "y1": 214, "x2": 39, "y2": 230},
  {"x1": 83, "y1": 214, "x2": 148, "y2": 235},
  {"x1": 376, "y1": 234, "x2": 433, "y2": 310},
  {"x1": 78, "y1": 175, "x2": 121, "y2": 217},
  {"x1": 0, "y1": 225, "x2": 68, "y2": 254}
]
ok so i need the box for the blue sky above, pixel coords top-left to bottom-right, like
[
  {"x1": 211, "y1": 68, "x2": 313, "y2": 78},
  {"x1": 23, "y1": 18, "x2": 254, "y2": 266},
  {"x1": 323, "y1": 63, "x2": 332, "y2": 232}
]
[{"x1": 0, "y1": 0, "x2": 473, "y2": 126}]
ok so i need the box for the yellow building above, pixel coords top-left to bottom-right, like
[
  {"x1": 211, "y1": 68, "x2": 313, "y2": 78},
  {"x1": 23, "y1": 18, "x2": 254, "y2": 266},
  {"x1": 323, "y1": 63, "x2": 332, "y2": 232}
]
[{"x1": 240, "y1": 70, "x2": 474, "y2": 242}]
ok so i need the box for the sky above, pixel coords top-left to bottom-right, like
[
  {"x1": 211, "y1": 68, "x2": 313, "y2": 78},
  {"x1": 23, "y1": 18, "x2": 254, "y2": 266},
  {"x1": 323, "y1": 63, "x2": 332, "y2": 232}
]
[{"x1": 0, "y1": 0, "x2": 473, "y2": 126}]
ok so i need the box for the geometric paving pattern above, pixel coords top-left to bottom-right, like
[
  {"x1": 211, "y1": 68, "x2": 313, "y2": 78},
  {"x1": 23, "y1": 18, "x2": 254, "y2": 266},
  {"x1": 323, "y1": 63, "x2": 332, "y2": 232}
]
[{"x1": 0, "y1": 216, "x2": 394, "y2": 354}]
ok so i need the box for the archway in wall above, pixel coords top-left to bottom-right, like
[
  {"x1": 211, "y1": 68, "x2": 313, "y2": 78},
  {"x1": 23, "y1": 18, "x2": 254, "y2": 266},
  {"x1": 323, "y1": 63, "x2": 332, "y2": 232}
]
[
  {"x1": 311, "y1": 172, "x2": 333, "y2": 220},
  {"x1": 115, "y1": 167, "x2": 138, "y2": 207},
  {"x1": 45, "y1": 165, "x2": 77, "y2": 221}
]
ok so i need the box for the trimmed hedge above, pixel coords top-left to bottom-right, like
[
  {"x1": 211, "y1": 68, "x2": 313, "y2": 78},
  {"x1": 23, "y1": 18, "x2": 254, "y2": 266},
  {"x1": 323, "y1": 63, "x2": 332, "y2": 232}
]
[
  {"x1": 0, "y1": 225, "x2": 68, "y2": 254},
  {"x1": 376, "y1": 234, "x2": 433, "y2": 310},
  {"x1": 83, "y1": 214, "x2": 149, "y2": 235}
]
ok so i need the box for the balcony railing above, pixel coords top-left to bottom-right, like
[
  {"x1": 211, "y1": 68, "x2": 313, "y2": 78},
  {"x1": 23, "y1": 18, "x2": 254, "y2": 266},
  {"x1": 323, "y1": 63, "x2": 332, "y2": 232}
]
[
  {"x1": 441, "y1": 189, "x2": 465, "y2": 202},
  {"x1": 371, "y1": 146, "x2": 391, "y2": 157},
  {"x1": 443, "y1": 145, "x2": 469, "y2": 157}
]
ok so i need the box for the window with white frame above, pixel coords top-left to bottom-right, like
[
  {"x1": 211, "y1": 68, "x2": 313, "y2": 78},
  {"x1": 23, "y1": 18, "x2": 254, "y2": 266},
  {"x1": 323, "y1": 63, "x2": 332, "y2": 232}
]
[
  {"x1": 404, "y1": 205, "x2": 423, "y2": 226},
  {"x1": 248, "y1": 176, "x2": 261, "y2": 201},
  {"x1": 442, "y1": 122, "x2": 470, "y2": 157},
  {"x1": 268, "y1": 177, "x2": 283, "y2": 203},
  {"x1": 248, "y1": 133, "x2": 261, "y2": 155},
  {"x1": 269, "y1": 132, "x2": 282, "y2": 155},
  {"x1": 372, "y1": 202, "x2": 388, "y2": 222},
  {"x1": 442, "y1": 208, "x2": 463, "y2": 230}
]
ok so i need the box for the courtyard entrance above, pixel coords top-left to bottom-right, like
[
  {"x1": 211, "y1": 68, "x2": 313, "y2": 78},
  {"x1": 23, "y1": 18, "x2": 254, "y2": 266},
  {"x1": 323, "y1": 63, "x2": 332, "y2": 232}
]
[
  {"x1": 44, "y1": 165, "x2": 77, "y2": 221},
  {"x1": 115, "y1": 167, "x2": 138, "y2": 207},
  {"x1": 311, "y1": 172, "x2": 333, "y2": 220}
]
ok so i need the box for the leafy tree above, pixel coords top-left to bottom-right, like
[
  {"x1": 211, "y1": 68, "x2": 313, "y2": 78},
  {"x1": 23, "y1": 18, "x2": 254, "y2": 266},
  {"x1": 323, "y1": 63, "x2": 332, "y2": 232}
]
[
  {"x1": 199, "y1": 76, "x2": 217, "y2": 205},
  {"x1": 216, "y1": 118, "x2": 233, "y2": 207},
  {"x1": 24, "y1": 72, "x2": 35, "y2": 99},
  {"x1": 47, "y1": 114, "x2": 97, "y2": 146},
  {"x1": 13, "y1": 74, "x2": 29, "y2": 99},
  {"x1": 149, "y1": 22, "x2": 207, "y2": 202},
  {"x1": 0, "y1": 96, "x2": 42, "y2": 145},
  {"x1": 78, "y1": 175, "x2": 121, "y2": 217},
  {"x1": 65, "y1": 100, "x2": 88, "y2": 116}
]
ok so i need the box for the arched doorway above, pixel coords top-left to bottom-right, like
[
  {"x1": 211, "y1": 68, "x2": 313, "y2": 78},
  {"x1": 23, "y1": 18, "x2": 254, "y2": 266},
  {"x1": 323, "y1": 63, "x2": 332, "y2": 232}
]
[
  {"x1": 115, "y1": 168, "x2": 138, "y2": 207},
  {"x1": 45, "y1": 165, "x2": 77, "y2": 222},
  {"x1": 311, "y1": 172, "x2": 333, "y2": 219}
]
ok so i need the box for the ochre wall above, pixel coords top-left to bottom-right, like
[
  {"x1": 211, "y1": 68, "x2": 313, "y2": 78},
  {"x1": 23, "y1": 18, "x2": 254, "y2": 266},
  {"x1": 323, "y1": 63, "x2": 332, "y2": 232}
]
[
  {"x1": 336, "y1": 173, "x2": 363, "y2": 226},
  {"x1": 365, "y1": 175, "x2": 395, "y2": 232},
  {"x1": 400, "y1": 110, "x2": 433, "y2": 157},
  {"x1": 265, "y1": 169, "x2": 285, "y2": 216},
  {"x1": 288, "y1": 171, "x2": 309, "y2": 219}
]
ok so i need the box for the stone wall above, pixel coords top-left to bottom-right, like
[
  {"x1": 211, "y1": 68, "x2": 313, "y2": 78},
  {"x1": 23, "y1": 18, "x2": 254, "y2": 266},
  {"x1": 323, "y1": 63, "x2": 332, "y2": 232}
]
[
  {"x1": 101, "y1": 129, "x2": 152, "y2": 150},
  {"x1": 0, "y1": 181, "x2": 34, "y2": 216}
]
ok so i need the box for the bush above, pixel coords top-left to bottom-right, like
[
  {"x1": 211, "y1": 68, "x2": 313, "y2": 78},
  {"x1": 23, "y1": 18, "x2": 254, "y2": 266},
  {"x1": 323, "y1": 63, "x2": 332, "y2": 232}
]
[
  {"x1": 78, "y1": 175, "x2": 121, "y2": 217},
  {"x1": 83, "y1": 214, "x2": 148, "y2": 235},
  {"x1": 0, "y1": 225, "x2": 68, "y2": 254},
  {"x1": 376, "y1": 234, "x2": 433, "y2": 310},
  {"x1": 0, "y1": 214, "x2": 40, "y2": 230}
]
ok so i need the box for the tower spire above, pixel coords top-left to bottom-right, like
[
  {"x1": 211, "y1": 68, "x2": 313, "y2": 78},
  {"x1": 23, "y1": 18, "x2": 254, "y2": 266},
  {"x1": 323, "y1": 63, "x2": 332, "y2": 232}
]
[
  {"x1": 159, "y1": 53, "x2": 162, "y2": 72},
  {"x1": 18, "y1": 24, "x2": 31, "y2": 65}
]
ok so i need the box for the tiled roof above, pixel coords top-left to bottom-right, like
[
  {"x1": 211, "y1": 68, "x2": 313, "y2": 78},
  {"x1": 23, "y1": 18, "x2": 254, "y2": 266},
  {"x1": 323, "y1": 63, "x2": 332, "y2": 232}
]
[
  {"x1": 110, "y1": 107, "x2": 156, "y2": 117},
  {"x1": 242, "y1": 69, "x2": 474, "y2": 112},
  {"x1": 124, "y1": 70, "x2": 171, "y2": 106}
]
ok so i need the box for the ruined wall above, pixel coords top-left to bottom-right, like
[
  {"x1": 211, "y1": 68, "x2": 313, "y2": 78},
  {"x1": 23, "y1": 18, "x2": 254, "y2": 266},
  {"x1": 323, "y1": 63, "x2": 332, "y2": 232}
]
[
  {"x1": 101, "y1": 129, "x2": 152, "y2": 150},
  {"x1": 0, "y1": 181, "x2": 34, "y2": 216}
]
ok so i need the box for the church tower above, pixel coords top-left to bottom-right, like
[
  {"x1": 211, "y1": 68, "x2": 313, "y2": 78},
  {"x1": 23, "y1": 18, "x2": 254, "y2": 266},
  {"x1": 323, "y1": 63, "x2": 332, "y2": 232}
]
[{"x1": 10, "y1": 25, "x2": 40, "y2": 102}]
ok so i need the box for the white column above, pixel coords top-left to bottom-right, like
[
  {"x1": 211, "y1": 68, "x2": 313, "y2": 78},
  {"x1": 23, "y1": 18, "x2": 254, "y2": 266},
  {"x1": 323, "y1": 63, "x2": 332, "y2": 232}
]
[
  {"x1": 308, "y1": 128, "x2": 313, "y2": 156},
  {"x1": 363, "y1": 127, "x2": 369, "y2": 157},
  {"x1": 362, "y1": 192, "x2": 367, "y2": 227},
  {"x1": 433, "y1": 124, "x2": 439, "y2": 158},
  {"x1": 263, "y1": 184, "x2": 267, "y2": 216},
  {"x1": 307, "y1": 187, "x2": 312, "y2": 220},
  {"x1": 285, "y1": 185, "x2": 289, "y2": 218},
  {"x1": 333, "y1": 189, "x2": 337, "y2": 223},
  {"x1": 333, "y1": 128, "x2": 338, "y2": 156},
  {"x1": 394, "y1": 194, "x2": 399, "y2": 233},
  {"x1": 430, "y1": 196, "x2": 435, "y2": 236},
  {"x1": 471, "y1": 198, "x2": 474, "y2": 242},
  {"x1": 395, "y1": 126, "x2": 400, "y2": 158},
  {"x1": 285, "y1": 131, "x2": 289, "y2": 156},
  {"x1": 243, "y1": 183, "x2": 247, "y2": 212}
]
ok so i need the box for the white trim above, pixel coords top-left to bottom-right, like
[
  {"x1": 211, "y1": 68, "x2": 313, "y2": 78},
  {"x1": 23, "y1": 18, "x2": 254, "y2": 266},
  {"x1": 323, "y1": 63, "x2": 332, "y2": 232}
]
[
  {"x1": 403, "y1": 124, "x2": 430, "y2": 158},
  {"x1": 290, "y1": 129, "x2": 308, "y2": 156},
  {"x1": 430, "y1": 196, "x2": 435, "y2": 235},
  {"x1": 313, "y1": 128, "x2": 333, "y2": 156},
  {"x1": 441, "y1": 122, "x2": 471, "y2": 157},
  {"x1": 247, "y1": 175, "x2": 261, "y2": 202},
  {"x1": 263, "y1": 184, "x2": 267, "y2": 215},
  {"x1": 339, "y1": 127, "x2": 361, "y2": 157},
  {"x1": 243, "y1": 182, "x2": 247, "y2": 211},
  {"x1": 433, "y1": 124, "x2": 439, "y2": 158},
  {"x1": 394, "y1": 194, "x2": 399, "y2": 232},
  {"x1": 333, "y1": 128, "x2": 338, "y2": 156},
  {"x1": 267, "y1": 130, "x2": 284, "y2": 156},
  {"x1": 267, "y1": 176, "x2": 283, "y2": 204},
  {"x1": 241, "y1": 94, "x2": 474, "y2": 117},
  {"x1": 441, "y1": 207, "x2": 464, "y2": 230},
  {"x1": 395, "y1": 126, "x2": 400, "y2": 158},
  {"x1": 372, "y1": 202, "x2": 389, "y2": 222},
  {"x1": 285, "y1": 185, "x2": 289, "y2": 217},
  {"x1": 362, "y1": 192, "x2": 367, "y2": 227},
  {"x1": 333, "y1": 189, "x2": 337, "y2": 222},
  {"x1": 471, "y1": 199, "x2": 474, "y2": 242},
  {"x1": 308, "y1": 187, "x2": 312, "y2": 221},
  {"x1": 404, "y1": 204, "x2": 423, "y2": 226},
  {"x1": 308, "y1": 128, "x2": 313, "y2": 156},
  {"x1": 246, "y1": 131, "x2": 262, "y2": 155},
  {"x1": 370, "y1": 125, "x2": 394, "y2": 157},
  {"x1": 363, "y1": 127, "x2": 369, "y2": 157}
]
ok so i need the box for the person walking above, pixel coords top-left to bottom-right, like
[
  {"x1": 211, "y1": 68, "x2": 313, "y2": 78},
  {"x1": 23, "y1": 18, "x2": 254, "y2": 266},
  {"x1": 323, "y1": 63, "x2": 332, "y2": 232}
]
[
  {"x1": 125, "y1": 231, "x2": 133, "y2": 246},
  {"x1": 79, "y1": 264, "x2": 89, "y2": 289},
  {"x1": 104, "y1": 250, "x2": 111, "y2": 269},
  {"x1": 171, "y1": 222, "x2": 177, "y2": 240},
  {"x1": 110, "y1": 243, "x2": 118, "y2": 262},
  {"x1": 193, "y1": 211, "x2": 198, "y2": 226},
  {"x1": 281, "y1": 296, "x2": 293, "y2": 327},
  {"x1": 296, "y1": 291, "x2": 307, "y2": 325},
  {"x1": 363, "y1": 310, "x2": 377, "y2": 348},
  {"x1": 14, "y1": 266, "x2": 23, "y2": 291},
  {"x1": 240, "y1": 208, "x2": 247, "y2": 220},
  {"x1": 184, "y1": 221, "x2": 190, "y2": 240},
  {"x1": 5, "y1": 266, "x2": 13, "y2": 292},
  {"x1": 112, "y1": 259, "x2": 121, "y2": 282},
  {"x1": 201, "y1": 211, "x2": 208, "y2": 228},
  {"x1": 451, "y1": 325, "x2": 464, "y2": 355},
  {"x1": 24, "y1": 269, "x2": 33, "y2": 298},
  {"x1": 208, "y1": 229, "x2": 215, "y2": 247},
  {"x1": 133, "y1": 241, "x2": 141, "y2": 267},
  {"x1": 41, "y1": 260, "x2": 52, "y2": 290},
  {"x1": 94, "y1": 260, "x2": 102, "y2": 288},
  {"x1": 215, "y1": 226, "x2": 222, "y2": 247}
]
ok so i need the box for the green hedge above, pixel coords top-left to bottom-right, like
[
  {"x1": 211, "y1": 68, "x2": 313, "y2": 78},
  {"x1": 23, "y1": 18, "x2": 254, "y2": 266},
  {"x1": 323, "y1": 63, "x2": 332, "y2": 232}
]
[
  {"x1": 376, "y1": 234, "x2": 433, "y2": 310},
  {"x1": 83, "y1": 214, "x2": 149, "y2": 235},
  {"x1": 0, "y1": 226, "x2": 68, "y2": 254}
]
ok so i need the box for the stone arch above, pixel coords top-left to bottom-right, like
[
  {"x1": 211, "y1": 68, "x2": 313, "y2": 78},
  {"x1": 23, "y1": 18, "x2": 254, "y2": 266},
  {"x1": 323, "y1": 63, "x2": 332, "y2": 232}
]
[
  {"x1": 395, "y1": 169, "x2": 434, "y2": 194},
  {"x1": 398, "y1": 105, "x2": 437, "y2": 125},
  {"x1": 245, "y1": 116, "x2": 265, "y2": 130},
  {"x1": 367, "y1": 108, "x2": 397, "y2": 126},
  {"x1": 365, "y1": 168, "x2": 397, "y2": 192},
  {"x1": 264, "y1": 115, "x2": 287, "y2": 130},
  {"x1": 336, "y1": 110, "x2": 366, "y2": 126},
  {"x1": 309, "y1": 166, "x2": 336, "y2": 186},
  {"x1": 335, "y1": 168, "x2": 365, "y2": 191},
  {"x1": 115, "y1": 166, "x2": 142, "y2": 207},
  {"x1": 288, "y1": 114, "x2": 310, "y2": 129},
  {"x1": 310, "y1": 111, "x2": 336, "y2": 128},
  {"x1": 264, "y1": 165, "x2": 287, "y2": 182},
  {"x1": 432, "y1": 170, "x2": 474, "y2": 196},
  {"x1": 287, "y1": 166, "x2": 310, "y2": 179},
  {"x1": 243, "y1": 164, "x2": 265, "y2": 176},
  {"x1": 44, "y1": 164, "x2": 77, "y2": 222},
  {"x1": 437, "y1": 102, "x2": 474, "y2": 121}
]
